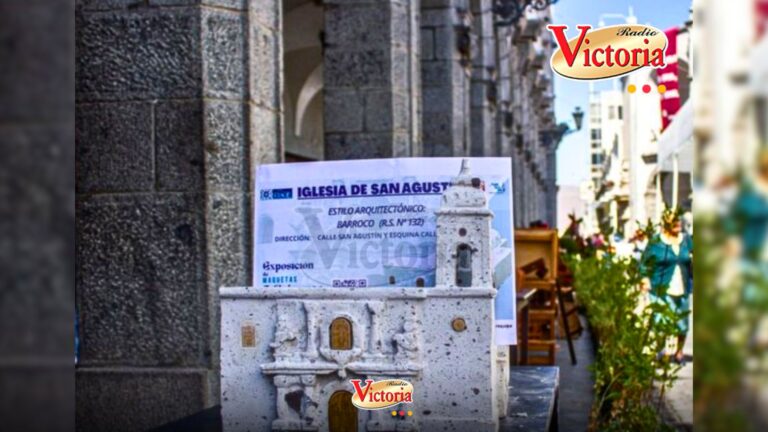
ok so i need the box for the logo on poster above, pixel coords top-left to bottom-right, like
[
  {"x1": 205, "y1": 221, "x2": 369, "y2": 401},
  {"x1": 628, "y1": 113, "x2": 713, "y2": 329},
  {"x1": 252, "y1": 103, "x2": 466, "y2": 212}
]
[{"x1": 260, "y1": 188, "x2": 293, "y2": 200}]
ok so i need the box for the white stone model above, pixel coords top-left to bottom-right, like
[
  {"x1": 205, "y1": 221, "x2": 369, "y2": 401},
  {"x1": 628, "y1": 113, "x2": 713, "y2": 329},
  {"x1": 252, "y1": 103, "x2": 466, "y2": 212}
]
[{"x1": 220, "y1": 160, "x2": 508, "y2": 431}]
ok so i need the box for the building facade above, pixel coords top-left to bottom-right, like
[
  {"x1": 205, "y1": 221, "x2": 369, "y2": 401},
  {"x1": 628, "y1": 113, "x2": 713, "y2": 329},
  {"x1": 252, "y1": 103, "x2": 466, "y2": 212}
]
[
  {"x1": 75, "y1": 0, "x2": 562, "y2": 430},
  {"x1": 582, "y1": 17, "x2": 692, "y2": 237},
  {"x1": 588, "y1": 87, "x2": 628, "y2": 234}
]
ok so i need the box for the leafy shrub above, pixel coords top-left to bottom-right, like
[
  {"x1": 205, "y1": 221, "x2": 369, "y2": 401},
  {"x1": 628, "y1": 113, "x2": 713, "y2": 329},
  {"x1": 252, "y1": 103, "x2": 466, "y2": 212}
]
[{"x1": 566, "y1": 253, "x2": 684, "y2": 431}]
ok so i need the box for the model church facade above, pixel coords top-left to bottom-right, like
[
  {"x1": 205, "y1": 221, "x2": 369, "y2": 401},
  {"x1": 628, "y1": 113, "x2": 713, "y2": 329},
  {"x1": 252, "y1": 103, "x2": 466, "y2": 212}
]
[{"x1": 220, "y1": 162, "x2": 509, "y2": 431}]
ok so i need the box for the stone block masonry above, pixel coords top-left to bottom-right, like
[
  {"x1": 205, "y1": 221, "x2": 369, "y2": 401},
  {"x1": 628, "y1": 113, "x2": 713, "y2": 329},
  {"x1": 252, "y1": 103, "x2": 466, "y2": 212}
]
[
  {"x1": 75, "y1": 1, "x2": 282, "y2": 431},
  {"x1": 420, "y1": 0, "x2": 471, "y2": 156},
  {"x1": 1, "y1": 1, "x2": 75, "y2": 431},
  {"x1": 324, "y1": 0, "x2": 421, "y2": 160}
]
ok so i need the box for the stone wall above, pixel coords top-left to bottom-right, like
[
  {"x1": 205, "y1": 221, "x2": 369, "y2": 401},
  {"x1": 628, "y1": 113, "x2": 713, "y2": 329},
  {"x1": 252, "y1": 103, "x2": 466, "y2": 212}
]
[
  {"x1": 75, "y1": 1, "x2": 282, "y2": 430},
  {"x1": 1, "y1": 1, "x2": 75, "y2": 431},
  {"x1": 420, "y1": 0, "x2": 471, "y2": 156},
  {"x1": 324, "y1": 0, "x2": 422, "y2": 159}
]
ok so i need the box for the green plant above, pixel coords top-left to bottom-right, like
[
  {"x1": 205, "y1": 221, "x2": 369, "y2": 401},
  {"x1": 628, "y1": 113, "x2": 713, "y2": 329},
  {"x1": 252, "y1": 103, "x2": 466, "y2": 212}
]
[
  {"x1": 566, "y1": 252, "x2": 684, "y2": 431},
  {"x1": 693, "y1": 213, "x2": 751, "y2": 431}
]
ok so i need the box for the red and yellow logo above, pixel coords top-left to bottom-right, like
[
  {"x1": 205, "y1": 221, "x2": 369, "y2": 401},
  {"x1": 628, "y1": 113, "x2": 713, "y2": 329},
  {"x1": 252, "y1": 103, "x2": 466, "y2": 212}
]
[
  {"x1": 350, "y1": 379, "x2": 414, "y2": 410},
  {"x1": 547, "y1": 24, "x2": 668, "y2": 80}
]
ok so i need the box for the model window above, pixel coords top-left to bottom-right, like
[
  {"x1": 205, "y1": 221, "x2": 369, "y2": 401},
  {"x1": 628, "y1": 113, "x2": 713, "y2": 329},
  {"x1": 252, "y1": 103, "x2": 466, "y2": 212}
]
[
  {"x1": 330, "y1": 317, "x2": 352, "y2": 350},
  {"x1": 456, "y1": 244, "x2": 472, "y2": 287}
]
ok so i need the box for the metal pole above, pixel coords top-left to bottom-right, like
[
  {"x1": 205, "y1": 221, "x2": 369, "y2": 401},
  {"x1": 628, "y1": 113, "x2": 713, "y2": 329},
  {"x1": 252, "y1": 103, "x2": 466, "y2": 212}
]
[
  {"x1": 672, "y1": 152, "x2": 680, "y2": 208},
  {"x1": 655, "y1": 172, "x2": 662, "y2": 221}
]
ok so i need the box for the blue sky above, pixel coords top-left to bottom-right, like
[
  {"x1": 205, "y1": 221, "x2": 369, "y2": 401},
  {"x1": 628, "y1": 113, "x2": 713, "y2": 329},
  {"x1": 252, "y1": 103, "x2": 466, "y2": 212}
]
[{"x1": 552, "y1": 0, "x2": 692, "y2": 186}]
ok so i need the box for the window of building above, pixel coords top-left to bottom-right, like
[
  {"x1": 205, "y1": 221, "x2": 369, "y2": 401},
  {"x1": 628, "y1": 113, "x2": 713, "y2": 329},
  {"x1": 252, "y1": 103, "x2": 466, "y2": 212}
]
[
  {"x1": 608, "y1": 106, "x2": 615, "y2": 119},
  {"x1": 330, "y1": 317, "x2": 353, "y2": 350},
  {"x1": 591, "y1": 154, "x2": 604, "y2": 165},
  {"x1": 591, "y1": 129, "x2": 601, "y2": 140},
  {"x1": 590, "y1": 103, "x2": 600, "y2": 118},
  {"x1": 618, "y1": 106, "x2": 623, "y2": 120}
]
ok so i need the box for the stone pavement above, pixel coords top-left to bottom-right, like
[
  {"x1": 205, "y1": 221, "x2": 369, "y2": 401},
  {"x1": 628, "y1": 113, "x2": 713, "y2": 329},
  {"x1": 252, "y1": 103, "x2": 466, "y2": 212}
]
[
  {"x1": 555, "y1": 314, "x2": 596, "y2": 432},
  {"x1": 660, "y1": 310, "x2": 694, "y2": 431}
]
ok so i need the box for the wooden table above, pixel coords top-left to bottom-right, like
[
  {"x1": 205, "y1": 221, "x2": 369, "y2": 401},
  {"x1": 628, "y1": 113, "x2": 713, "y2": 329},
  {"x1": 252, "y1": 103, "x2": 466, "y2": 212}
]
[{"x1": 515, "y1": 287, "x2": 537, "y2": 366}]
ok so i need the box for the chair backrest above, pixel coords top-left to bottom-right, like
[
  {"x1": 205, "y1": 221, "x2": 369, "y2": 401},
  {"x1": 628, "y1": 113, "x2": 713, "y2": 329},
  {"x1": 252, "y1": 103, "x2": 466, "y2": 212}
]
[
  {"x1": 514, "y1": 229, "x2": 559, "y2": 286},
  {"x1": 516, "y1": 268, "x2": 525, "y2": 292}
]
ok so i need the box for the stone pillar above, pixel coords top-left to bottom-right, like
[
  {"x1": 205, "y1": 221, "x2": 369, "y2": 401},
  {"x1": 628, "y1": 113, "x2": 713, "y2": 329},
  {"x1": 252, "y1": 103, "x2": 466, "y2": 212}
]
[
  {"x1": 324, "y1": 0, "x2": 421, "y2": 159},
  {"x1": 469, "y1": 0, "x2": 496, "y2": 156},
  {"x1": 272, "y1": 375, "x2": 304, "y2": 430},
  {"x1": 304, "y1": 302, "x2": 319, "y2": 359},
  {"x1": 366, "y1": 301, "x2": 385, "y2": 357},
  {"x1": 509, "y1": 38, "x2": 526, "y2": 228},
  {"x1": 2, "y1": 1, "x2": 75, "y2": 431},
  {"x1": 537, "y1": 172, "x2": 544, "y2": 223},
  {"x1": 526, "y1": 166, "x2": 533, "y2": 226},
  {"x1": 544, "y1": 143, "x2": 558, "y2": 228},
  {"x1": 75, "y1": 1, "x2": 282, "y2": 430},
  {"x1": 420, "y1": 0, "x2": 472, "y2": 156},
  {"x1": 495, "y1": 26, "x2": 514, "y2": 158},
  {"x1": 512, "y1": 144, "x2": 525, "y2": 227}
]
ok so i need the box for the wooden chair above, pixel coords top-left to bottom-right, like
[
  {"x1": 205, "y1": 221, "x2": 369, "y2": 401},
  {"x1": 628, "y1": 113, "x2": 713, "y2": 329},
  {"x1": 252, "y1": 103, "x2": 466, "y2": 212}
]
[
  {"x1": 555, "y1": 282, "x2": 578, "y2": 365},
  {"x1": 556, "y1": 261, "x2": 583, "y2": 354},
  {"x1": 515, "y1": 229, "x2": 560, "y2": 365}
]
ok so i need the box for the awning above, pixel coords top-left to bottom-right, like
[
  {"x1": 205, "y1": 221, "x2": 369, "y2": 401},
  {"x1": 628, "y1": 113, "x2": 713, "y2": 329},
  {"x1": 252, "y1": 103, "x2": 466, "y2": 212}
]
[
  {"x1": 657, "y1": 100, "x2": 693, "y2": 173},
  {"x1": 751, "y1": 33, "x2": 768, "y2": 96}
]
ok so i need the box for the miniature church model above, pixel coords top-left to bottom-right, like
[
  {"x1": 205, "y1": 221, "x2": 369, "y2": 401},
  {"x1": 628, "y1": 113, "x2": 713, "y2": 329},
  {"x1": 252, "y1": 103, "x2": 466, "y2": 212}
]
[{"x1": 220, "y1": 161, "x2": 508, "y2": 431}]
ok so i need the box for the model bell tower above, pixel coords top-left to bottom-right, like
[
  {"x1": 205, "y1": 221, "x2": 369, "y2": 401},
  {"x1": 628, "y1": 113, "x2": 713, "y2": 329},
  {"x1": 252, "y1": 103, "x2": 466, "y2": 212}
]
[{"x1": 435, "y1": 159, "x2": 494, "y2": 288}]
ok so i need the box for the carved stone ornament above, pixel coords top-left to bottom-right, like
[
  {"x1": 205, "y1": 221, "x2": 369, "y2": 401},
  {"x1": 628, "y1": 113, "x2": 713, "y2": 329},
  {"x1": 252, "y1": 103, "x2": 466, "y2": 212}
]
[
  {"x1": 270, "y1": 314, "x2": 299, "y2": 361},
  {"x1": 392, "y1": 315, "x2": 420, "y2": 363}
]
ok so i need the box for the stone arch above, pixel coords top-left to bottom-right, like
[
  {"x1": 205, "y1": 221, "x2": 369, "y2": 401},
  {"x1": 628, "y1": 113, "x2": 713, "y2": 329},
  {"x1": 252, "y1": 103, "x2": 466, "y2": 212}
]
[
  {"x1": 295, "y1": 65, "x2": 323, "y2": 137},
  {"x1": 283, "y1": 0, "x2": 324, "y2": 161}
]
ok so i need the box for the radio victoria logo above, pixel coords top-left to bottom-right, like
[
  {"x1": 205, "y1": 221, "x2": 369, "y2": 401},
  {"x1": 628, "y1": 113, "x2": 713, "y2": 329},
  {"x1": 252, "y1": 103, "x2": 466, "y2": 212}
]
[
  {"x1": 349, "y1": 379, "x2": 414, "y2": 410},
  {"x1": 547, "y1": 24, "x2": 668, "y2": 80}
]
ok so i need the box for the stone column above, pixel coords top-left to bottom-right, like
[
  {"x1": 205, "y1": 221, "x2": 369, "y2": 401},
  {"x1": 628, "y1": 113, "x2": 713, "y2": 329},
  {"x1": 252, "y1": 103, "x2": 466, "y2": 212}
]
[
  {"x1": 544, "y1": 141, "x2": 559, "y2": 228},
  {"x1": 512, "y1": 144, "x2": 525, "y2": 227},
  {"x1": 324, "y1": 0, "x2": 421, "y2": 159},
  {"x1": 496, "y1": 26, "x2": 514, "y2": 158},
  {"x1": 420, "y1": 0, "x2": 471, "y2": 156},
  {"x1": 75, "y1": 1, "x2": 282, "y2": 430},
  {"x1": 303, "y1": 302, "x2": 319, "y2": 359},
  {"x1": 366, "y1": 301, "x2": 385, "y2": 357},
  {"x1": 537, "y1": 171, "x2": 544, "y2": 223},
  {"x1": 2, "y1": 1, "x2": 75, "y2": 431},
  {"x1": 469, "y1": 0, "x2": 496, "y2": 156},
  {"x1": 272, "y1": 375, "x2": 303, "y2": 430},
  {"x1": 526, "y1": 157, "x2": 535, "y2": 225},
  {"x1": 509, "y1": 39, "x2": 526, "y2": 228}
]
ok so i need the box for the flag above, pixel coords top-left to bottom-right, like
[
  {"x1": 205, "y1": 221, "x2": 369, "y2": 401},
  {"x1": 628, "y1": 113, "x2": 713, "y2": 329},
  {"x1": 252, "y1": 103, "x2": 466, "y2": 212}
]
[{"x1": 659, "y1": 27, "x2": 680, "y2": 131}]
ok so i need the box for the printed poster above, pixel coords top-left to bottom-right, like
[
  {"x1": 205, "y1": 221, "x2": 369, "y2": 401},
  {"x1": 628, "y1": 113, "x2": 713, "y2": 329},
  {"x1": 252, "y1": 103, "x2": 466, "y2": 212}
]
[{"x1": 254, "y1": 158, "x2": 517, "y2": 345}]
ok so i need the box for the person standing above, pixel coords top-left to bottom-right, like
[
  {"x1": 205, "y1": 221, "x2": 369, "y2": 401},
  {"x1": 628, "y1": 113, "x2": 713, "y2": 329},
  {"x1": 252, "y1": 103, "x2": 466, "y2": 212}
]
[{"x1": 641, "y1": 208, "x2": 693, "y2": 364}]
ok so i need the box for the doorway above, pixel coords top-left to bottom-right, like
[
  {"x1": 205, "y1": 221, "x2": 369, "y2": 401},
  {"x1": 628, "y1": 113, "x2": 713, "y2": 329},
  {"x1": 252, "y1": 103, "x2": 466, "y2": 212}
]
[{"x1": 328, "y1": 390, "x2": 357, "y2": 432}]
